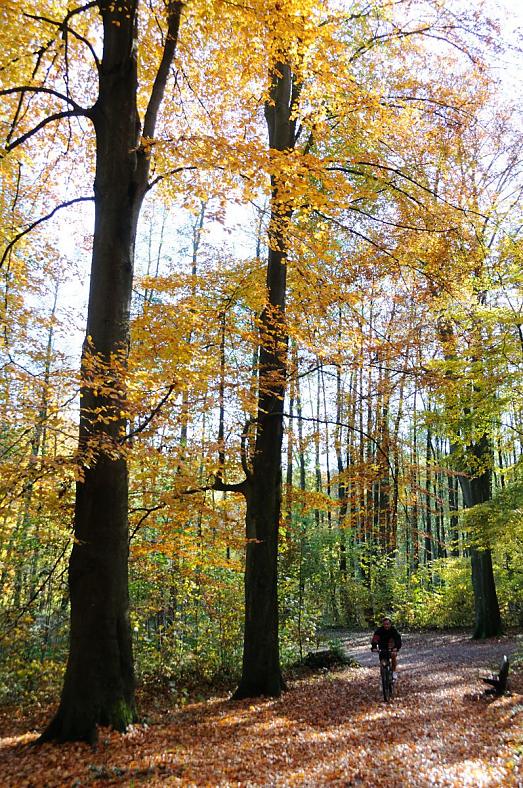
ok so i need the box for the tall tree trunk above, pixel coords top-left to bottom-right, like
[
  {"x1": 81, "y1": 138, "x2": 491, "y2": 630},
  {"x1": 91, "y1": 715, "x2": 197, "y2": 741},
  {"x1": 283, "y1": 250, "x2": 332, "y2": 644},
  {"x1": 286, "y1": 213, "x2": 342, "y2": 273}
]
[
  {"x1": 457, "y1": 436, "x2": 502, "y2": 638},
  {"x1": 233, "y1": 60, "x2": 298, "y2": 699},
  {"x1": 314, "y1": 366, "x2": 323, "y2": 530},
  {"x1": 27, "y1": 281, "x2": 60, "y2": 603},
  {"x1": 336, "y1": 363, "x2": 347, "y2": 578},
  {"x1": 180, "y1": 201, "x2": 206, "y2": 453},
  {"x1": 390, "y1": 362, "x2": 407, "y2": 559},
  {"x1": 41, "y1": 0, "x2": 182, "y2": 743},
  {"x1": 436, "y1": 314, "x2": 502, "y2": 638},
  {"x1": 410, "y1": 388, "x2": 420, "y2": 572},
  {"x1": 284, "y1": 341, "x2": 297, "y2": 536},
  {"x1": 448, "y1": 462, "x2": 460, "y2": 558},
  {"x1": 425, "y1": 424, "x2": 433, "y2": 564}
]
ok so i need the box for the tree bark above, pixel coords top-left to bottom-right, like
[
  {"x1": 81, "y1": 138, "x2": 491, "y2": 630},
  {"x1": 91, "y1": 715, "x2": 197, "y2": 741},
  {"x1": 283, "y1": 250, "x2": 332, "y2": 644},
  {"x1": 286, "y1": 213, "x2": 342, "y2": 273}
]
[
  {"x1": 436, "y1": 315, "x2": 502, "y2": 639},
  {"x1": 233, "y1": 61, "x2": 296, "y2": 699},
  {"x1": 457, "y1": 436, "x2": 502, "y2": 639},
  {"x1": 41, "y1": 0, "x2": 182, "y2": 743}
]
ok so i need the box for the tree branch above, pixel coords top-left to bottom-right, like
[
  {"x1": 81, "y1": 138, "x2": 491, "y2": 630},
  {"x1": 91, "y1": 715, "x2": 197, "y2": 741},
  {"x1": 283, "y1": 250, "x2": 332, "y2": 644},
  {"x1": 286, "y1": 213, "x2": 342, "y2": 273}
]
[
  {"x1": 0, "y1": 86, "x2": 89, "y2": 113},
  {"x1": 137, "y1": 1, "x2": 183, "y2": 192},
  {"x1": 326, "y1": 165, "x2": 428, "y2": 211},
  {"x1": 281, "y1": 411, "x2": 397, "y2": 480},
  {"x1": 146, "y1": 165, "x2": 197, "y2": 192},
  {"x1": 0, "y1": 542, "x2": 70, "y2": 644},
  {"x1": 122, "y1": 384, "x2": 177, "y2": 442},
  {"x1": 23, "y1": 10, "x2": 101, "y2": 69},
  {"x1": 142, "y1": 1, "x2": 183, "y2": 140},
  {"x1": 0, "y1": 196, "x2": 94, "y2": 270},
  {"x1": 349, "y1": 26, "x2": 432, "y2": 63},
  {"x1": 345, "y1": 203, "x2": 456, "y2": 234},
  {"x1": 128, "y1": 504, "x2": 167, "y2": 544},
  {"x1": 183, "y1": 478, "x2": 248, "y2": 496},
  {"x1": 354, "y1": 160, "x2": 488, "y2": 218},
  {"x1": 5, "y1": 109, "x2": 89, "y2": 152}
]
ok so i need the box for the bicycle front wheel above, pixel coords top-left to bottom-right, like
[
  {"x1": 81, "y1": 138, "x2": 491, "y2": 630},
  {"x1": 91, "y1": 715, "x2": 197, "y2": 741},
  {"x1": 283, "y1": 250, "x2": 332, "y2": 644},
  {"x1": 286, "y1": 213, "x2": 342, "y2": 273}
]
[{"x1": 381, "y1": 665, "x2": 393, "y2": 701}]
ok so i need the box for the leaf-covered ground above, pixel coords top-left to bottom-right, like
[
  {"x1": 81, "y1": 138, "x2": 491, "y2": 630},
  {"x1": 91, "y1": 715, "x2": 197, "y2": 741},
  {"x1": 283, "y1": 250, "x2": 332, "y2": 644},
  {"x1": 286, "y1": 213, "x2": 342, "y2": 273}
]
[{"x1": 1, "y1": 631, "x2": 522, "y2": 786}]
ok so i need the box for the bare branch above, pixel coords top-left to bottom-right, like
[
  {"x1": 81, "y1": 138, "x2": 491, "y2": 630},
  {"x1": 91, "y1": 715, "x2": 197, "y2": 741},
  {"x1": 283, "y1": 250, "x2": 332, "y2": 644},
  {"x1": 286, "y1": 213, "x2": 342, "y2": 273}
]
[
  {"x1": 346, "y1": 204, "x2": 456, "y2": 234},
  {"x1": 0, "y1": 196, "x2": 93, "y2": 270},
  {"x1": 0, "y1": 542, "x2": 70, "y2": 644},
  {"x1": 354, "y1": 160, "x2": 488, "y2": 218},
  {"x1": 128, "y1": 504, "x2": 166, "y2": 544},
  {"x1": 281, "y1": 411, "x2": 397, "y2": 480},
  {"x1": 349, "y1": 26, "x2": 431, "y2": 63},
  {"x1": 0, "y1": 86, "x2": 89, "y2": 113},
  {"x1": 61, "y1": 1, "x2": 98, "y2": 20},
  {"x1": 5, "y1": 109, "x2": 89, "y2": 152},
  {"x1": 313, "y1": 209, "x2": 406, "y2": 264},
  {"x1": 327, "y1": 165, "x2": 429, "y2": 211},
  {"x1": 23, "y1": 11, "x2": 101, "y2": 69},
  {"x1": 146, "y1": 165, "x2": 197, "y2": 192}
]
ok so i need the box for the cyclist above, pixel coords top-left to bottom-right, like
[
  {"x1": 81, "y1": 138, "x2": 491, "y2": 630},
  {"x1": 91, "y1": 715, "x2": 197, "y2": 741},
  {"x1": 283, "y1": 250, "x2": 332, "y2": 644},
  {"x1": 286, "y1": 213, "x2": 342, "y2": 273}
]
[{"x1": 371, "y1": 616, "x2": 402, "y2": 680}]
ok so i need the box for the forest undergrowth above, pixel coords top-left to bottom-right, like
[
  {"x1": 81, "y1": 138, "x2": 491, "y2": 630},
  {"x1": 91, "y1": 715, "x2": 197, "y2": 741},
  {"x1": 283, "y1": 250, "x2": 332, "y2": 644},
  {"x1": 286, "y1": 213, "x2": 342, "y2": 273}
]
[{"x1": 0, "y1": 631, "x2": 521, "y2": 787}]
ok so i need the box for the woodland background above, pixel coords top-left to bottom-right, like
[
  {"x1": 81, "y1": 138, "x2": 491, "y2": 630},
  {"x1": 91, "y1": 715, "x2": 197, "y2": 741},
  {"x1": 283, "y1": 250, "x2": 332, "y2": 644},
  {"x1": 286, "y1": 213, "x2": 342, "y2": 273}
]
[{"x1": 0, "y1": 0, "x2": 522, "y2": 728}]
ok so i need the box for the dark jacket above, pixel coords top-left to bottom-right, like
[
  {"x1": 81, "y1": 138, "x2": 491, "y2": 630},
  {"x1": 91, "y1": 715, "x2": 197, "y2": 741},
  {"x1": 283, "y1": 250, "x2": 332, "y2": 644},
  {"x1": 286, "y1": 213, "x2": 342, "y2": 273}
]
[{"x1": 371, "y1": 625, "x2": 402, "y2": 651}]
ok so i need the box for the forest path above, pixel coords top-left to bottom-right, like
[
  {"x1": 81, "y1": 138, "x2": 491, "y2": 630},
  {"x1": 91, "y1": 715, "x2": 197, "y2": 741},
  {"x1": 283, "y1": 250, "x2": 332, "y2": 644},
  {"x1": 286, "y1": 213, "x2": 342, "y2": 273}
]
[
  {"x1": 0, "y1": 631, "x2": 522, "y2": 786},
  {"x1": 336, "y1": 628, "x2": 521, "y2": 671}
]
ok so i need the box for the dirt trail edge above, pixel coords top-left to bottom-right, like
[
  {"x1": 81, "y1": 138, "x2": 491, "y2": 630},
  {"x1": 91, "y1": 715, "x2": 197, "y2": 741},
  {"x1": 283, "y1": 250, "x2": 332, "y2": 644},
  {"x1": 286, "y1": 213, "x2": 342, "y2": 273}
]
[{"x1": 0, "y1": 630, "x2": 521, "y2": 786}]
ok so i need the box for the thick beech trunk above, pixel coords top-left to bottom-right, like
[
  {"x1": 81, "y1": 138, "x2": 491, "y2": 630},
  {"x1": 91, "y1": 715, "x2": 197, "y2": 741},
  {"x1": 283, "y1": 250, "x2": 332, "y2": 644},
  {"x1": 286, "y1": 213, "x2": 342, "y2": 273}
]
[
  {"x1": 42, "y1": 11, "x2": 141, "y2": 743},
  {"x1": 436, "y1": 315, "x2": 502, "y2": 639},
  {"x1": 41, "y1": 0, "x2": 182, "y2": 743},
  {"x1": 235, "y1": 455, "x2": 285, "y2": 697},
  {"x1": 457, "y1": 437, "x2": 502, "y2": 639},
  {"x1": 233, "y1": 62, "x2": 296, "y2": 699}
]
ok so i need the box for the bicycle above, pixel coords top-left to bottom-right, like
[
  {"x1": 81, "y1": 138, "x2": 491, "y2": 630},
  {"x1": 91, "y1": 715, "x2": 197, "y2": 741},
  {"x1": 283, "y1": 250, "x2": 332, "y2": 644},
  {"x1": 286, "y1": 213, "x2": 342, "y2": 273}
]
[{"x1": 372, "y1": 647, "x2": 394, "y2": 701}]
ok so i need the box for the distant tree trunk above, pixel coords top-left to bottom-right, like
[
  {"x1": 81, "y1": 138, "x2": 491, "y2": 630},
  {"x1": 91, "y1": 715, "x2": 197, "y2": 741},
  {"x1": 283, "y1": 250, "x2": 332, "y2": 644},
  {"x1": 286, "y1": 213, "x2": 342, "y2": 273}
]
[
  {"x1": 390, "y1": 364, "x2": 407, "y2": 556},
  {"x1": 27, "y1": 281, "x2": 60, "y2": 602},
  {"x1": 357, "y1": 361, "x2": 368, "y2": 580},
  {"x1": 233, "y1": 60, "x2": 298, "y2": 699},
  {"x1": 284, "y1": 345, "x2": 296, "y2": 533},
  {"x1": 314, "y1": 366, "x2": 323, "y2": 530},
  {"x1": 296, "y1": 367, "x2": 306, "y2": 494},
  {"x1": 365, "y1": 350, "x2": 375, "y2": 557},
  {"x1": 410, "y1": 388, "x2": 420, "y2": 572},
  {"x1": 434, "y1": 437, "x2": 446, "y2": 559},
  {"x1": 180, "y1": 201, "x2": 206, "y2": 453},
  {"x1": 336, "y1": 363, "x2": 347, "y2": 578},
  {"x1": 448, "y1": 465, "x2": 460, "y2": 557},
  {"x1": 424, "y1": 425, "x2": 433, "y2": 564},
  {"x1": 41, "y1": 0, "x2": 182, "y2": 743}
]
